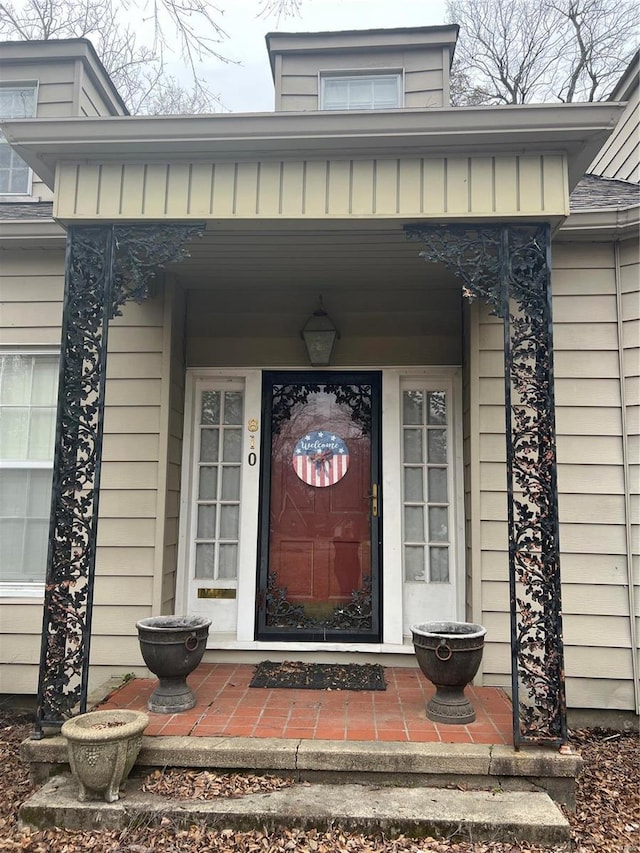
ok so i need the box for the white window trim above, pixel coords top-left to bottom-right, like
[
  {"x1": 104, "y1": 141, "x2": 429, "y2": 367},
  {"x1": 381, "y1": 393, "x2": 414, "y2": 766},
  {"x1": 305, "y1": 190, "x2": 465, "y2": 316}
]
[
  {"x1": 0, "y1": 80, "x2": 38, "y2": 197},
  {"x1": 319, "y1": 69, "x2": 404, "y2": 110},
  {"x1": 0, "y1": 346, "x2": 58, "y2": 599}
]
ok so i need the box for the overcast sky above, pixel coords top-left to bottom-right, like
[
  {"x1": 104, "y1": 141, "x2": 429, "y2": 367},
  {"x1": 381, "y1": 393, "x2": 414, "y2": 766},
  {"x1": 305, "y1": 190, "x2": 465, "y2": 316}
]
[{"x1": 190, "y1": 0, "x2": 449, "y2": 112}]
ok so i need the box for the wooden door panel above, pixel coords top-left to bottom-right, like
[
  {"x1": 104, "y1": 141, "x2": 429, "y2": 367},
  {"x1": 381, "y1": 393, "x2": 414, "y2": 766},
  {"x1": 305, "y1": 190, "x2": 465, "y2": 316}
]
[{"x1": 258, "y1": 373, "x2": 381, "y2": 641}]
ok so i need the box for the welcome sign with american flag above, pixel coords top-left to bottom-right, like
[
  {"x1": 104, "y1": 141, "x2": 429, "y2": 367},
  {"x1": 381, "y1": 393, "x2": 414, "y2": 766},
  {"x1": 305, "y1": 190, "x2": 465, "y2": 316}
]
[{"x1": 292, "y1": 431, "x2": 350, "y2": 488}]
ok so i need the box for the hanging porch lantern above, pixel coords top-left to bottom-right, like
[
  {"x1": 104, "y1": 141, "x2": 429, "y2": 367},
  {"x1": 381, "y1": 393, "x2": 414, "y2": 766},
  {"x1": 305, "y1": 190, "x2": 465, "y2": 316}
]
[{"x1": 300, "y1": 297, "x2": 339, "y2": 366}]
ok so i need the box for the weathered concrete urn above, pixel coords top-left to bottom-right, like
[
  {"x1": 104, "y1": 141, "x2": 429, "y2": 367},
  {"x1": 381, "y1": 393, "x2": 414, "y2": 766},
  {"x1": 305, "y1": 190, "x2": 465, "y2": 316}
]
[
  {"x1": 411, "y1": 621, "x2": 486, "y2": 725},
  {"x1": 136, "y1": 615, "x2": 211, "y2": 713},
  {"x1": 61, "y1": 709, "x2": 149, "y2": 803}
]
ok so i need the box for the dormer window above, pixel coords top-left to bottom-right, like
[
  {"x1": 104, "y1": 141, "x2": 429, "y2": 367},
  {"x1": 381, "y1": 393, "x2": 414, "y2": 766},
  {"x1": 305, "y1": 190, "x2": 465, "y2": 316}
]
[
  {"x1": 0, "y1": 85, "x2": 36, "y2": 195},
  {"x1": 320, "y1": 73, "x2": 403, "y2": 110}
]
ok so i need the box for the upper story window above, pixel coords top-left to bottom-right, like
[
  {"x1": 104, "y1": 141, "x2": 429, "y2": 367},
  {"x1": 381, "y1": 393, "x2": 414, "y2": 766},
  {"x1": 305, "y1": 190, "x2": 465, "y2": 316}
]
[
  {"x1": 320, "y1": 73, "x2": 402, "y2": 110},
  {"x1": 0, "y1": 85, "x2": 36, "y2": 195}
]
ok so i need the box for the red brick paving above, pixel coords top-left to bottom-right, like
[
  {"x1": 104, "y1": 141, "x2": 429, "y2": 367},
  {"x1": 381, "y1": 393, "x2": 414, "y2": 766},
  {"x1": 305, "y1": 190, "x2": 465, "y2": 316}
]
[{"x1": 99, "y1": 663, "x2": 513, "y2": 745}]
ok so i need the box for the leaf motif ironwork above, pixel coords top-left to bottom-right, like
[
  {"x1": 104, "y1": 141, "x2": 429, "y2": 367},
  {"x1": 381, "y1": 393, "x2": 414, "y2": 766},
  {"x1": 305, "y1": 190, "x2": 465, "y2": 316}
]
[
  {"x1": 266, "y1": 573, "x2": 373, "y2": 631},
  {"x1": 406, "y1": 223, "x2": 566, "y2": 747},
  {"x1": 35, "y1": 223, "x2": 203, "y2": 734}
]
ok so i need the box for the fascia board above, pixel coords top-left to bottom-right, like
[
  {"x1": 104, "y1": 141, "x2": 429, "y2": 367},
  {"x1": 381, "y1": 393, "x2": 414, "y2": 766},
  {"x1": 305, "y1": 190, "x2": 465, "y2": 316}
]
[
  {"x1": 0, "y1": 219, "x2": 66, "y2": 245},
  {"x1": 557, "y1": 203, "x2": 640, "y2": 240},
  {"x1": 2, "y1": 102, "x2": 625, "y2": 192}
]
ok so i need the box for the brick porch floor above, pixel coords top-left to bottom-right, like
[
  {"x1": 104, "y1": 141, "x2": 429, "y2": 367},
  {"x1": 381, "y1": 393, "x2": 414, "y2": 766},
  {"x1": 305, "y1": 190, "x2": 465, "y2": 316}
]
[{"x1": 98, "y1": 664, "x2": 514, "y2": 745}]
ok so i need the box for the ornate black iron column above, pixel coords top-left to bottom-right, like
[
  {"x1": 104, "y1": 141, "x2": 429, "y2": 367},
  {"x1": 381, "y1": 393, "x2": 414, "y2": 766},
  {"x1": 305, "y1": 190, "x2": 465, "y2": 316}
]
[
  {"x1": 405, "y1": 223, "x2": 567, "y2": 748},
  {"x1": 34, "y1": 222, "x2": 203, "y2": 737}
]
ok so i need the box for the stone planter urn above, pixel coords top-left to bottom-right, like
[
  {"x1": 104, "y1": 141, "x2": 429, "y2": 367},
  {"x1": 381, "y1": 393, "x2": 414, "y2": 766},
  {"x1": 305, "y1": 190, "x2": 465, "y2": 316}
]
[
  {"x1": 61, "y1": 709, "x2": 149, "y2": 803},
  {"x1": 136, "y1": 615, "x2": 211, "y2": 713},
  {"x1": 411, "y1": 621, "x2": 486, "y2": 725}
]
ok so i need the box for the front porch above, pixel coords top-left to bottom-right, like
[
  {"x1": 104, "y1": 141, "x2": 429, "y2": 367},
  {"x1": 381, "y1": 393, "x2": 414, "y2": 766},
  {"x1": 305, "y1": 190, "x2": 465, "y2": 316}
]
[{"x1": 96, "y1": 663, "x2": 514, "y2": 744}]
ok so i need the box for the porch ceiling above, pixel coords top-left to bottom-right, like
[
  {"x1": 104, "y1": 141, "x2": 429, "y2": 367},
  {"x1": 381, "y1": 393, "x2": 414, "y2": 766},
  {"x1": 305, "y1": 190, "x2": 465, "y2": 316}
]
[{"x1": 168, "y1": 220, "x2": 459, "y2": 293}]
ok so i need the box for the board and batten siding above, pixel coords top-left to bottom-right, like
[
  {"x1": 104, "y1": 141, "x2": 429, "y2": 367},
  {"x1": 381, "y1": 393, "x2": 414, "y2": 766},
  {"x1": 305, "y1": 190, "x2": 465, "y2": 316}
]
[
  {"x1": 54, "y1": 155, "x2": 569, "y2": 222},
  {"x1": 474, "y1": 239, "x2": 639, "y2": 711},
  {"x1": 0, "y1": 247, "x2": 178, "y2": 693}
]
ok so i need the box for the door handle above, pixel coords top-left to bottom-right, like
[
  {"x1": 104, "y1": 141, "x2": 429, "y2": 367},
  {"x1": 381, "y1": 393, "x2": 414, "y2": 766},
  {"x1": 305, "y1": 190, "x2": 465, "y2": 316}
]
[{"x1": 368, "y1": 483, "x2": 379, "y2": 517}]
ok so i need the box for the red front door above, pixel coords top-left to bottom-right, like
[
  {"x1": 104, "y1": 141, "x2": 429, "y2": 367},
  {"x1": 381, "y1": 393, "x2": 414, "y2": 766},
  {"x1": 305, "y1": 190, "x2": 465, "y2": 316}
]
[{"x1": 257, "y1": 372, "x2": 381, "y2": 642}]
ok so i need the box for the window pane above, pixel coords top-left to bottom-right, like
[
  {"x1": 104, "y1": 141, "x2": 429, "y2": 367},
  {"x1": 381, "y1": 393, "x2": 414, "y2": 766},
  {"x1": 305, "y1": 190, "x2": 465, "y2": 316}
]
[
  {"x1": 220, "y1": 505, "x2": 239, "y2": 539},
  {"x1": 221, "y1": 466, "x2": 241, "y2": 500},
  {"x1": 223, "y1": 392, "x2": 243, "y2": 425},
  {"x1": 31, "y1": 358, "x2": 59, "y2": 405},
  {"x1": 200, "y1": 429, "x2": 219, "y2": 462},
  {"x1": 323, "y1": 79, "x2": 349, "y2": 109},
  {"x1": 0, "y1": 408, "x2": 28, "y2": 457},
  {"x1": 349, "y1": 78, "x2": 373, "y2": 107},
  {"x1": 428, "y1": 467, "x2": 448, "y2": 503},
  {"x1": 218, "y1": 544, "x2": 238, "y2": 579},
  {"x1": 27, "y1": 469, "x2": 52, "y2": 516},
  {"x1": 372, "y1": 76, "x2": 399, "y2": 107},
  {"x1": 195, "y1": 543, "x2": 215, "y2": 579},
  {"x1": 404, "y1": 467, "x2": 423, "y2": 502},
  {"x1": 0, "y1": 355, "x2": 30, "y2": 404},
  {"x1": 427, "y1": 391, "x2": 447, "y2": 425},
  {"x1": 403, "y1": 429, "x2": 423, "y2": 463},
  {"x1": 0, "y1": 518, "x2": 25, "y2": 581},
  {"x1": 404, "y1": 545, "x2": 426, "y2": 582},
  {"x1": 0, "y1": 468, "x2": 28, "y2": 514},
  {"x1": 28, "y1": 408, "x2": 56, "y2": 459},
  {"x1": 402, "y1": 390, "x2": 423, "y2": 425},
  {"x1": 429, "y1": 506, "x2": 449, "y2": 542},
  {"x1": 197, "y1": 505, "x2": 216, "y2": 539},
  {"x1": 427, "y1": 429, "x2": 447, "y2": 463},
  {"x1": 404, "y1": 506, "x2": 425, "y2": 542},
  {"x1": 198, "y1": 466, "x2": 218, "y2": 500},
  {"x1": 223, "y1": 429, "x2": 241, "y2": 462},
  {"x1": 201, "y1": 391, "x2": 220, "y2": 425},
  {"x1": 430, "y1": 547, "x2": 449, "y2": 582},
  {"x1": 23, "y1": 519, "x2": 48, "y2": 582}
]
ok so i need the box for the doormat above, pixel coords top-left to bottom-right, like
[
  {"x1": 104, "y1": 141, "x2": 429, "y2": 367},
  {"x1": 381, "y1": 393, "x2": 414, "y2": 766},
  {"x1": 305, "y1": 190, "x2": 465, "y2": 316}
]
[{"x1": 249, "y1": 660, "x2": 386, "y2": 691}]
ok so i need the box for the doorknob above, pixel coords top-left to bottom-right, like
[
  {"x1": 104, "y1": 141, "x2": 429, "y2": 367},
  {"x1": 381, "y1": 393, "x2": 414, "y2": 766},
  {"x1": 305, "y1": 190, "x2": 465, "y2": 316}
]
[{"x1": 368, "y1": 483, "x2": 379, "y2": 517}]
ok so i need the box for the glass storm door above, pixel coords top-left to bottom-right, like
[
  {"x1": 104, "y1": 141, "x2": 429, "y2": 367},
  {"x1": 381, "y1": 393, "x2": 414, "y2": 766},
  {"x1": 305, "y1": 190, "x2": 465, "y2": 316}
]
[{"x1": 257, "y1": 372, "x2": 381, "y2": 642}]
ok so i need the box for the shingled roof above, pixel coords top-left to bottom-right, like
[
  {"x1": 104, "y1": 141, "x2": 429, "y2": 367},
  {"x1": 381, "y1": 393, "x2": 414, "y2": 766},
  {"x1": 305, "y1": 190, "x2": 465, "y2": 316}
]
[
  {"x1": 0, "y1": 202, "x2": 54, "y2": 220},
  {"x1": 570, "y1": 173, "x2": 640, "y2": 211}
]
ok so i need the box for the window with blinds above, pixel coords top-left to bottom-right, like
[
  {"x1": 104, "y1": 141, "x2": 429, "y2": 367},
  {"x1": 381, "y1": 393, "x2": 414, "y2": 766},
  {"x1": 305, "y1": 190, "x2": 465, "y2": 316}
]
[{"x1": 0, "y1": 353, "x2": 58, "y2": 584}]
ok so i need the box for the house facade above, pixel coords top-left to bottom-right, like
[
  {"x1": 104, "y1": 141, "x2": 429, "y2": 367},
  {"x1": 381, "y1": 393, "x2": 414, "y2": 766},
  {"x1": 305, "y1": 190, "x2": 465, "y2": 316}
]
[{"x1": 0, "y1": 29, "x2": 638, "y2": 736}]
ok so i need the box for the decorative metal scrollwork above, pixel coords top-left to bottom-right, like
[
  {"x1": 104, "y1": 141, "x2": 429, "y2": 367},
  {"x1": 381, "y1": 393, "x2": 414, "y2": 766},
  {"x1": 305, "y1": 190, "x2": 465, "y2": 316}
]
[
  {"x1": 266, "y1": 573, "x2": 373, "y2": 631},
  {"x1": 406, "y1": 223, "x2": 566, "y2": 748},
  {"x1": 34, "y1": 223, "x2": 203, "y2": 736}
]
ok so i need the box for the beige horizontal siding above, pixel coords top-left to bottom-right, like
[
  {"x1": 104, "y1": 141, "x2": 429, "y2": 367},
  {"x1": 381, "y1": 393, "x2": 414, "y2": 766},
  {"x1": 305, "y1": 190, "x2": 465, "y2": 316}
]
[
  {"x1": 589, "y1": 82, "x2": 639, "y2": 183},
  {"x1": 55, "y1": 154, "x2": 568, "y2": 221}
]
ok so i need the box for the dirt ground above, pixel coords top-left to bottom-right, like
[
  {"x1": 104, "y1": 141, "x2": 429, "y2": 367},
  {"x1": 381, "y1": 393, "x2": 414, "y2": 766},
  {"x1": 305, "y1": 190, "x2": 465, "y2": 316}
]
[{"x1": 0, "y1": 710, "x2": 638, "y2": 852}]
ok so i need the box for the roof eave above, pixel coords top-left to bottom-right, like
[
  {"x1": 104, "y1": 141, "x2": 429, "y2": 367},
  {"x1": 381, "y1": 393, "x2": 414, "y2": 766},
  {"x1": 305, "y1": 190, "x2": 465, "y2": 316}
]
[
  {"x1": 1, "y1": 101, "x2": 625, "y2": 192},
  {"x1": 558, "y1": 202, "x2": 640, "y2": 240}
]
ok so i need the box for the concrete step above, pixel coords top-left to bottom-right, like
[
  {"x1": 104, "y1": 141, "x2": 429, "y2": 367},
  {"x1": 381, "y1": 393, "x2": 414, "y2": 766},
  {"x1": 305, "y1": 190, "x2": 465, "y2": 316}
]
[
  {"x1": 20, "y1": 774, "x2": 571, "y2": 846},
  {"x1": 21, "y1": 733, "x2": 582, "y2": 809}
]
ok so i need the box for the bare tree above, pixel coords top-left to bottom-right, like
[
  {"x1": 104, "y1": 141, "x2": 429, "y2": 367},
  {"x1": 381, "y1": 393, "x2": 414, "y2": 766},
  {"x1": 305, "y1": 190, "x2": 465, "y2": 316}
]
[
  {"x1": 447, "y1": 0, "x2": 638, "y2": 104},
  {"x1": 0, "y1": 0, "x2": 296, "y2": 113}
]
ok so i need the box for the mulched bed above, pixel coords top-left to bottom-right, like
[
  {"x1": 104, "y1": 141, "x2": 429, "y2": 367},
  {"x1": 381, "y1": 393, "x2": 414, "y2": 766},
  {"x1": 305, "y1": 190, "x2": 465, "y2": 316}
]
[
  {"x1": 250, "y1": 660, "x2": 387, "y2": 691},
  {"x1": 1, "y1": 707, "x2": 638, "y2": 852}
]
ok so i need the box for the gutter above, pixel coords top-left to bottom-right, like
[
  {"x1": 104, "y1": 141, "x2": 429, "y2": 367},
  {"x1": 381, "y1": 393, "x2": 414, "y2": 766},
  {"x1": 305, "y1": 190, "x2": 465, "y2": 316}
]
[
  {"x1": 557, "y1": 204, "x2": 640, "y2": 240},
  {"x1": 1, "y1": 101, "x2": 625, "y2": 190},
  {"x1": 0, "y1": 219, "x2": 65, "y2": 245},
  {"x1": 614, "y1": 240, "x2": 640, "y2": 716}
]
